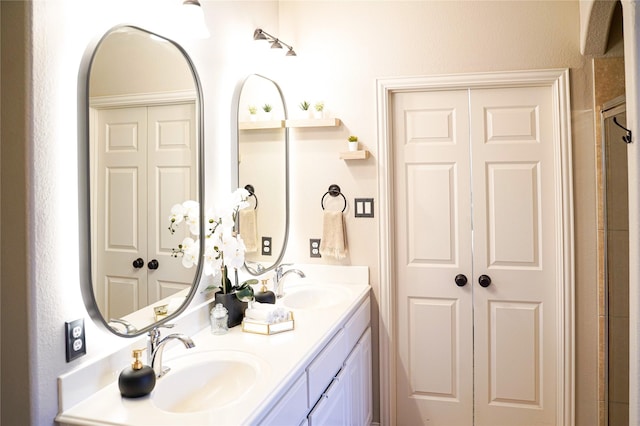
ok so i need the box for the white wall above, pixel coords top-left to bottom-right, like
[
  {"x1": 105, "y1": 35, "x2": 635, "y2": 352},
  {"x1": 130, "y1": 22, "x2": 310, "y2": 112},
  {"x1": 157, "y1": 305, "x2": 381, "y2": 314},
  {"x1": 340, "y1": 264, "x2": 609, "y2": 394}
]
[
  {"x1": 276, "y1": 1, "x2": 593, "y2": 423},
  {"x1": 2, "y1": 1, "x2": 280, "y2": 424},
  {"x1": 1, "y1": 1, "x2": 598, "y2": 425}
]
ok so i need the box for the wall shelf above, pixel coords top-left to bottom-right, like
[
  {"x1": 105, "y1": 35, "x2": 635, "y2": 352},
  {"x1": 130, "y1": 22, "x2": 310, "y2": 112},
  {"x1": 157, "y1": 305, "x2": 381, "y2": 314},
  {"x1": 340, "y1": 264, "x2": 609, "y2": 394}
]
[
  {"x1": 239, "y1": 120, "x2": 285, "y2": 130},
  {"x1": 285, "y1": 118, "x2": 342, "y2": 128},
  {"x1": 339, "y1": 150, "x2": 370, "y2": 160}
]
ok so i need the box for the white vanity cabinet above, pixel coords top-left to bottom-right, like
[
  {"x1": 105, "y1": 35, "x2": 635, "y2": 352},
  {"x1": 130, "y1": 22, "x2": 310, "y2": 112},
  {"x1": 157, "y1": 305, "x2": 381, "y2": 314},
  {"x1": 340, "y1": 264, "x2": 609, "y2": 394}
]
[
  {"x1": 259, "y1": 296, "x2": 371, "y2": 426},
  {"x1": 56, "y1": 267, "x2": 371, "y2": 426}
]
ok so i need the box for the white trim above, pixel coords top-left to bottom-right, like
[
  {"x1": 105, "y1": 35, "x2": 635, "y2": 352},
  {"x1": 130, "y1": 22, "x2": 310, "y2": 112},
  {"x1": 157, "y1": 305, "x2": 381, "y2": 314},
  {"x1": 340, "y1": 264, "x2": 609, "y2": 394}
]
[
  {"x1": 89, "y1": 90, "x2": 196, "y2": 108},
  {"x1": 376, "y1": 69, "x2": 575, "y2": 426}
]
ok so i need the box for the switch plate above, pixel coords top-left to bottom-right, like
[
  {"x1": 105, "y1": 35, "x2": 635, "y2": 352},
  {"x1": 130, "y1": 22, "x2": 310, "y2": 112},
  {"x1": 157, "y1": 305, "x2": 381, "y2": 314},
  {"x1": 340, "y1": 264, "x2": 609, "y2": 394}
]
[
  {"x1": 310, "y1": 238, "x2": 321, "y2": 258},
  {"x1": 354, "y1": 198, "x2": 374, "y2": 218},
  {"x1": 262, "y1": 236, "x2": 272, "y2": 256},
  {"x1": 65, "y1": 318, "x2": 86, "y2": 362}
]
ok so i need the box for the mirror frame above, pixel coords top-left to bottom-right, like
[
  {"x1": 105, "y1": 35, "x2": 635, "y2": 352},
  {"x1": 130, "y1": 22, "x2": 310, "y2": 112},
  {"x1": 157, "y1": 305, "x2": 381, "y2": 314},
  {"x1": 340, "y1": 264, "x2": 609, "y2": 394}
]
[
  {"x1": 231, "y1": 74, "x2": 289, "y2": 276},
  {"x1": 77, "y1": 25, "x2": 205, "y2": 337}
]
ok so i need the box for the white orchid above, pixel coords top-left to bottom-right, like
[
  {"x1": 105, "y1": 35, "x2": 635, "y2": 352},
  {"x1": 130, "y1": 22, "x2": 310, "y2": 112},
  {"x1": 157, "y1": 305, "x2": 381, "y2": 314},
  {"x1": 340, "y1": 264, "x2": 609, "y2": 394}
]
[
  {"x1": 168, "y1": 200, "x2": 199, "y2": 235},
  {"x1": 169, "y1": 189, "x2": 250, "y2": 293}
]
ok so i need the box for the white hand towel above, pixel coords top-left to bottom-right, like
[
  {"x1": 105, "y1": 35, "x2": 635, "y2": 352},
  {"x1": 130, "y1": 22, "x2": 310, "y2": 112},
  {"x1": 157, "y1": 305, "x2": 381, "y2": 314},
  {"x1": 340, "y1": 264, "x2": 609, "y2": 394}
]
[
  {"x1": 245, "y1": 303, "x2": 289, "y2": 324},
  {"x1": 319, "y1": 210, "x2": 348, "y2": 260},
  {"x1": 239, "y1": 208, "x2": 258, "y2": 253}
]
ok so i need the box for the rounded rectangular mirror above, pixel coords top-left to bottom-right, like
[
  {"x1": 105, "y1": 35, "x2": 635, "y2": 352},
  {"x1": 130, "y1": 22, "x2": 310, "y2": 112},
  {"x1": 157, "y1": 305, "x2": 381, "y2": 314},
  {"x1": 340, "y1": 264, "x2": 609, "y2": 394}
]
[
  {"x1": 79, "y1": 26, "x2": 204, "y2": 336},
  {"x1": 233, "y1": 75, "x2": 289, "y2": 275}
]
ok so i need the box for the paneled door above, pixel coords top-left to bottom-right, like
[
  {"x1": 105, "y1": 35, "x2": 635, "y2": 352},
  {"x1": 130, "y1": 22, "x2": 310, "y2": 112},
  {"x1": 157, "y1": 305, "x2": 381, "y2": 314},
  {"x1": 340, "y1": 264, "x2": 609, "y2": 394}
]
[
  {"x1": 95, "y1": 102, "x2": 196, "y2": 320},
  {"x1": 394, "y1": 84, "x2": 560, "y2": 425}
]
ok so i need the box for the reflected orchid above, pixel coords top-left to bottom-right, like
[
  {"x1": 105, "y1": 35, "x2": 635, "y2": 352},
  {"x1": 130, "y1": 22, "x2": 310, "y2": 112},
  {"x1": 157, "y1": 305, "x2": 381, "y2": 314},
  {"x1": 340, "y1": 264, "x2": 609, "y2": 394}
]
[{"x1": 169, "y1": 189, "x2": 250, "y2": 293}]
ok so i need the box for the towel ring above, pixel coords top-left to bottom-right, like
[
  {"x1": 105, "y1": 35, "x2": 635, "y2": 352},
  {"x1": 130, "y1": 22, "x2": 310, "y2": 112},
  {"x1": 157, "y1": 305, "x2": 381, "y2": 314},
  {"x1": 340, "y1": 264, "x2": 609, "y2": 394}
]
[
  {"x1": 244, "y1": 184, "x2": 258, "y2": 209},
  {"x1": 321, "y1": 184, "x2": 347, "y2": 212}
]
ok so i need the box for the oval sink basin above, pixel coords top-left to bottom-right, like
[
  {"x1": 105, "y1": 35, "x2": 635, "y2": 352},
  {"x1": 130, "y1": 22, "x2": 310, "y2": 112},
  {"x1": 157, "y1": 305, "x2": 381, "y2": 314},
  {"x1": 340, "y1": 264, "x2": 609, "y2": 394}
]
[
  {"x1": 152, "y1": 351, "x2": 267, "y2": 413},
  {"x1": 281, "y1": 285, "x2": 347, "y2": 310}
]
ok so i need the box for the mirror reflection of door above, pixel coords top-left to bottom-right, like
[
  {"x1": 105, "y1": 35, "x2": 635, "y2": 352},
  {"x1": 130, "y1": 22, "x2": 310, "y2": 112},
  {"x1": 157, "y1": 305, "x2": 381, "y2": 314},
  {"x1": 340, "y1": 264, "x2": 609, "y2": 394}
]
[
  {"x1": 93, "y1": 102, "x2": 196, "y2": 319},
  {"x1": 89, "y1": 27, "x2": 199, "y2": 325}
]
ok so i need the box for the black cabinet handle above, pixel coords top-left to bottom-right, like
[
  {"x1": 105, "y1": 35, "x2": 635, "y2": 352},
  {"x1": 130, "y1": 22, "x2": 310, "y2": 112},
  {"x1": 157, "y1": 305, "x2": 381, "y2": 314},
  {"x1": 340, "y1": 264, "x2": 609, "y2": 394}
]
[
  {"x1": 148, "y1": 259, "x2": 159, "y2": 270},
  {"x1": 455, "y1": 274, "x2": 468, "y2": 287},
  {"x1": 132, "y1": 258, "x2": 144, "y2": 268},
  {"x1": 478, "y1": 274, "x2": 492, "y2": 288}
]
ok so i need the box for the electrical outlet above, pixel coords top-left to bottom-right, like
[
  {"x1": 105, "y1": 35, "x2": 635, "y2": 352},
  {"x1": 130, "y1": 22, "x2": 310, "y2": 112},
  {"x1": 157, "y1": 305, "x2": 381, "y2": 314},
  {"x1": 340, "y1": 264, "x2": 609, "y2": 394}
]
[
  {"x1": 65, "y1": 319, "x2": 86, "y2": 362},
  {"x1": 310, "y1": 238, "x2": 321, "y2": 258},
  {"x1": 262, "y1": 236, "x2": 272, "y2": 256}
]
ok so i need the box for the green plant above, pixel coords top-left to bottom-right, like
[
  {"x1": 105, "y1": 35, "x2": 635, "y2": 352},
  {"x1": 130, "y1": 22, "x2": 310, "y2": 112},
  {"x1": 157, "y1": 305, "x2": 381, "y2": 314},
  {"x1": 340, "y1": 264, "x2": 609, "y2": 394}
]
[
  {"x1": 348, "y1": 135, "x2": 358, "y2": 142},
  {"x1": 314, "y1": 101, "x2": 324, "y2": 112},
  {"x1": 248, "y1": 105, "x2": 257, "y2": 114},
  {"x1": 262, "y1": 104, "x2": 272, "y2": 113},
  {"x1": 299, "y1": 101, "x2": 310, "y2": 111}
]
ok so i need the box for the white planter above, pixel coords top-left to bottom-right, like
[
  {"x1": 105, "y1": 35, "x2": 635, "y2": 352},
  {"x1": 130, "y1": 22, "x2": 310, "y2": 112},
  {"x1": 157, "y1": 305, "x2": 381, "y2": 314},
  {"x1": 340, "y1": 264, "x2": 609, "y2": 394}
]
[
  {"x1": 348, "y1": 141, "x2": 359, "y2": 152},
  {"x1": 314, "y1": 110, "x2": 324, "y2": 119},
  {"x1": 249, "y1": 114, "x2": 257, "y2": 122}
]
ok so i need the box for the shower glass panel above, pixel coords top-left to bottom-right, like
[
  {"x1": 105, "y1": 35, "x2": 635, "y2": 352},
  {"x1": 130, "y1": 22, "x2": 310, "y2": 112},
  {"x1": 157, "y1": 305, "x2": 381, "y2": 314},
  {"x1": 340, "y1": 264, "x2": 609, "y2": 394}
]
[{"x1": 602, "y1": 98, "x2": 629, "y2": 426}]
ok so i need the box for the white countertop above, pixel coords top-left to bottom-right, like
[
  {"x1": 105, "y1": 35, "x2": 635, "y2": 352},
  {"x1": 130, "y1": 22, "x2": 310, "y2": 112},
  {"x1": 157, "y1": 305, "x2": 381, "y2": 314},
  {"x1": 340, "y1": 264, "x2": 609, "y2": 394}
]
[{"x1": 57, "y1": 267, "x2": 370, "y2": 426}]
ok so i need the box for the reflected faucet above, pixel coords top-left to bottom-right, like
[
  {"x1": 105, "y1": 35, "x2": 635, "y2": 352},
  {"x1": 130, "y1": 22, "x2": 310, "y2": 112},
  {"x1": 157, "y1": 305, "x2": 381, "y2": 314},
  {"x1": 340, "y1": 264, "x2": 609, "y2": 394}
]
[
  {"x1": 245, "y1": 260, "x2": 266, "y2": 275},
  {"x1": 148, "y1": 326, "x2": 195, "y2": 378},
  {"x1": 273, "y1": 264, "x2": 306, "y2": 298},
  {"x1": 108, "y1": 318, "x2": 137, "y2": 335}
]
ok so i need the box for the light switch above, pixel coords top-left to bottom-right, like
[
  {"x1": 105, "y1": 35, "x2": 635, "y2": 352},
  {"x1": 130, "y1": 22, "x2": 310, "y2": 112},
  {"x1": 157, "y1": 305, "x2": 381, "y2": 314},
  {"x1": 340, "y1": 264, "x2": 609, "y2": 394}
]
[{"x1": 354, "y1": 198, "x2": 374, "y2": 218}]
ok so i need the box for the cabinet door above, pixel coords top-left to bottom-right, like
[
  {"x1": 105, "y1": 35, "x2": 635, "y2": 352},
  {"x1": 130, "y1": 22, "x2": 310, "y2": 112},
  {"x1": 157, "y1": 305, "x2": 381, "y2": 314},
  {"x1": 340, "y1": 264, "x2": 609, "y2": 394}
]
[
  {"x1": 259, "y1": 373, "x2": 308, "y2": 426},
  {"x1": 308, "y1": 369, "x2": 348, "y2": 426},
  {"x1": 345, "y1": 328, "x2": 372, "y2": 426}
]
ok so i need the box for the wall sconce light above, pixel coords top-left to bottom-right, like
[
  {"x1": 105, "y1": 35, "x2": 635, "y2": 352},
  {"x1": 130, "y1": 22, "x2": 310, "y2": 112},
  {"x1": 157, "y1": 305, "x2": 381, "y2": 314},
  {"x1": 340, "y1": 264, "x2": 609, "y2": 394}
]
[
  {"x1": 182, "y1": 0, "x2": 210, "y2": 39},
  {"x1": 253, "y1": 28, "x2": 297, "y2": 56}
]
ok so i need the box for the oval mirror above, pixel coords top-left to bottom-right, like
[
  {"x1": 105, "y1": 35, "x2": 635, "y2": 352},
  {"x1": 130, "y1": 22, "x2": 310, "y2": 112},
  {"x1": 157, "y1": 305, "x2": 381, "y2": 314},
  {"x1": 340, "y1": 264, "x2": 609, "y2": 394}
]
[
  {"x1": 232, "y1": 75, "x2": 289, "y2": 275},
  {"x1": 79, "y1": 26, "x2": 204, "y2": 337}
]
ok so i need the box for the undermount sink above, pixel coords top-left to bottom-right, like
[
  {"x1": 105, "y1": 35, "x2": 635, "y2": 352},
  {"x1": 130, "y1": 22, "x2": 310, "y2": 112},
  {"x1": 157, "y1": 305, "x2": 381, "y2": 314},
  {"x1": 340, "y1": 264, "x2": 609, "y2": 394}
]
[
  {"x1": 281, "y1": 285, "x2": 347, "y2": 310},
  {"x1": 152, "y1": 350, "x2": 268, "y2": 413}
]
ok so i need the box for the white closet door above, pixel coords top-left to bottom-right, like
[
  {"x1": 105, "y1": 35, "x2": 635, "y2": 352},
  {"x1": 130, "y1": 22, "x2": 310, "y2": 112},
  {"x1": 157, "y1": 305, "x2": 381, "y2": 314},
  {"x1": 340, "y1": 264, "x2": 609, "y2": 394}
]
[
  {"x1": 146, "y1": 103, "x2": 197, "y2": 304},
  {"x1": 96, "y1": 107, "x2": 148, "y2": 319},
  {"x1": 470, "y1": 86, "x2": 557, "y2": 426},
  {"x1": 393, "y1": 89, "x2": 474, "y2": 425},
  {"x1": 393, "y1": 85, "x2": 560, "y2": 425}
]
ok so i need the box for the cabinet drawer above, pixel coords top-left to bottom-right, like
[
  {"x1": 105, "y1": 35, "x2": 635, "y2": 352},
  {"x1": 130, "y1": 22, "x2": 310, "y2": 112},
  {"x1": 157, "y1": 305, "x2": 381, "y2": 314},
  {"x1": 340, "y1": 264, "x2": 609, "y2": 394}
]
[
  {"x1": 307, "y1": 328, "x2": 347, "y2": 406},
  {"x1": 344, "y1": 296, "x2": 370, "y2": 352},
  {"x1": 259, "y1": 372, "x2": 308, "y2": 426}
]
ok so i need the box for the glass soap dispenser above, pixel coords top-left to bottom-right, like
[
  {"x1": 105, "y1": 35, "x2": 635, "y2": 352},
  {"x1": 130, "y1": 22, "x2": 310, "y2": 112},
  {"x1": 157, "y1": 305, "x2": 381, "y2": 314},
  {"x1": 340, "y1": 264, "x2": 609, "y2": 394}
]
[{"x1": 118, "y1": 348, "x2": 156, "y2": 398}]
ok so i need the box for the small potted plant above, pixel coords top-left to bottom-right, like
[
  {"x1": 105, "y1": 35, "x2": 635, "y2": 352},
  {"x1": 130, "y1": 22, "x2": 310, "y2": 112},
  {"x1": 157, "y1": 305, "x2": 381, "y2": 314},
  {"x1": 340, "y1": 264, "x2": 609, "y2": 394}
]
[
  {"x1": 262, "y1": 103, "x2": 273, "y2": 120},
  {"x1": 248, "y1": 105, "x2": 257, "y2": 121},
  {"x1": 314, "y1": 101, "x2": 324, "y2": 119},
  {"x1": 348, "y1": 135, "x2": 359, "y2": 152},
  {"x1": 299, "y1": 101, "x2": 311, "y2": 118}
]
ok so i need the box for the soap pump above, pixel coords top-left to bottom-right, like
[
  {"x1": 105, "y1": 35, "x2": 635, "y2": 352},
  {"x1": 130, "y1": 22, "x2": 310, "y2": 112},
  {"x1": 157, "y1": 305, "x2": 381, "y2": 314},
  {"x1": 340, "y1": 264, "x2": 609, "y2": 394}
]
[
  {"x1": 254, "y1": 279, "x2": 276, "y2": 304},
  {"x1": 118, "y1": 348, "x2": 156, "y2": 398}
]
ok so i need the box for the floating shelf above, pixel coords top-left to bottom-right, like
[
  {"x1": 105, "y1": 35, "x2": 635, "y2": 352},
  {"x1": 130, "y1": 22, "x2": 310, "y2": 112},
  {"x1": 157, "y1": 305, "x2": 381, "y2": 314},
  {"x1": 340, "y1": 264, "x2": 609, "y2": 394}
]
[
  {"x1": 339, "y1": 150, "x2": 370, "y2": 160},
  {"x1": 285, "y1": 118, "x2": 342, "y2": 128},
  {"x1": 239, "y1": 120, "x2": 285, "y2": 130}
]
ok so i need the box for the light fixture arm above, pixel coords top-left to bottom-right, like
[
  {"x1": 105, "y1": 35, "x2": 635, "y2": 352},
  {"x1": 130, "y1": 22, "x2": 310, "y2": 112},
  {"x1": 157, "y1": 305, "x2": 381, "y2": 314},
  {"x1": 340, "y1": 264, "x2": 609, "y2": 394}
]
[{"x1": 253, "y1": 28, "x2": 296, "y2": 56}]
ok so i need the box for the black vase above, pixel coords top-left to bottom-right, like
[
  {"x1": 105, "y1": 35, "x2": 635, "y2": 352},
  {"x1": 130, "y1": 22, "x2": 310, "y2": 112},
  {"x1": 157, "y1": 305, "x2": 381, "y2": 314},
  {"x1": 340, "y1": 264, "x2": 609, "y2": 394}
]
[{"x1": 214, "y1": 292, "x2": 248, "y2": 328}]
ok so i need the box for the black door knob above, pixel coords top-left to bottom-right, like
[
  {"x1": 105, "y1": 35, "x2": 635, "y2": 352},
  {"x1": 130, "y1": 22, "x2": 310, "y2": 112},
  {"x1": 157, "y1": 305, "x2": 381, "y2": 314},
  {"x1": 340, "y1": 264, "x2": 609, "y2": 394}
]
[
  {"x1": 478, "y1": 274, "x2": 492, "y2": 288},
  {"x1": 148, "y1": 259, "x2": 159, "y2": 270},
  {"x1": 454, "y1": 274, "x2": 468, "y2": 287},
  {"x1": 132, "y1": 258, "x2": 144, "y2": 268}
]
